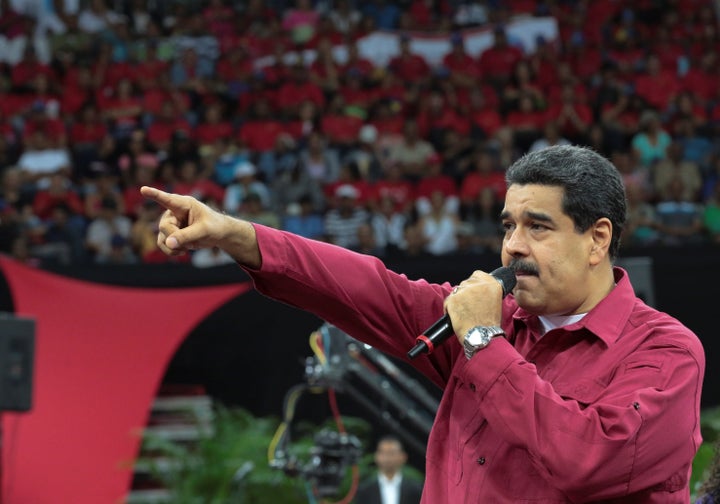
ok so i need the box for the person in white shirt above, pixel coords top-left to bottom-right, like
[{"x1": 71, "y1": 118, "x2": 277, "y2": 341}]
[{"x1": 354, "y1": 436, "x2": 423, "y2": 504}]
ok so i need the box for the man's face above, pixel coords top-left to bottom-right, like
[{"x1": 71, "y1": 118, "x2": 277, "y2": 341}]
[
  {"x1": 500, "y1": 184, "x2": 599, "y2": 316},
  {"x1": 374, "y1": 440, "x2": 406, "y2": 476}
]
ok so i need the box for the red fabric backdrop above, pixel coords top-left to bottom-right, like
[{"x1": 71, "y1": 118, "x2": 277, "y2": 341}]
[{"x1": 0, "y1": 257, "x2": 251, "y2": 503}]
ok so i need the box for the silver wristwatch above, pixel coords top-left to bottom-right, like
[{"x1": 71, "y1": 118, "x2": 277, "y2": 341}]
[{"x1": 463, "y1": 326, "x2": 505, "y2": 359}]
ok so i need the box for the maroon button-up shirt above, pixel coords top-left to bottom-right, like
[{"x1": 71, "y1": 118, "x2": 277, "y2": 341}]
[{"x1": 247, "y1": 225, "x2": 705, "y2": 503}]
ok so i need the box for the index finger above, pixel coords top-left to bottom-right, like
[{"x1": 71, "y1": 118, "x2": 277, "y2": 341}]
[{"x1": 140, "y1": 186, "x2": 190, "y2": 213}]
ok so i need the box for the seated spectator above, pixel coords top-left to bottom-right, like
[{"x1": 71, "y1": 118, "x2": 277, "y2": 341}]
[
  {"x1": 130, "y1": 199, "x2": 163, "y2": 262},
  {"x1": 415, "y1": 152, "x2": 458, "y2": 217},
  {"x1": 370, "y1": 193, "x2": 407, "y2": 256},
  {"x1": 169, "y1": 46, "x2": 215, "y2": 97},
  {"x1": 387, "y1": 34, "x2": 432, "y2": 88},
  {"x1": 78, "y1": 0, "x2": 126, "y2": 35},
  {"x1": 273, "y1": 157, "x2": 326, "y2": 216},
  {"x1": 10, "y1": 45, "x2": 55, "y2": 91},
  {"x1": 652, "y1": 141, "x2": 702, "y2": 202},
  {"x1": 476, "y1": 25, "x2": 523, "y2": 88},
  {"x1": 667, "y1": 91, "x2": 708, "y2": 137},
  {"x1": 501, "y1": 60, "x2": 545, "y2": 115},
  {"x1": 237, "y1": 98, "x2": 289, "y2": 162},
  {"x1": 237, "y1": 192, "x2": 281, "y2": 229},
  {"x1": 632, "y1": 53, "x2": 682, "y2": 112},
  {"x1": 323, "y1": 184, "x2": 369, "y2": 248},
  {"x1": 675, "y1": 119, "x2": 714, "y2": 175},
  {"x1": 309, "y1": 37, "x2": 341, "y2": 95},
  {"x1": 83, "y1": 162, "x2": 125, "y2": 220},
  {"x1": 277, "y1": 63, "x2": 326, "y2": 118},
  {"x1": 173, "y1": 159, "x2": 225, "y2": 206},
  {"x1": 340, "y1": 40, "x2": 376, "y2": 82},
  {"x1": 341, "y1": 125, "x2": 384, "y2": 184},
  {"x1": 632, "y1": 110, "x2": 671, "y2": 168},
  {"x1": 388, "y1": 119, "x2": 435, "y2": 183},
  {"x1": 544, "y1": 83, "x2": 592, "y2": 144},
  {"x1": 329, "y1": 0, "x2": 361, "y2": 35},
  {"x1": 459, "y1": 147, "x2": 506, "y2": 209},
  {"x1": 99, "y1": 77, "x2": 143, "y2": 139},
  {"x1": 299, "y1": 131, "x2": 342, "y2": 186},
  {"x1": 462, "y1": 187, "x2": 503, "y2": 254},
  {"x1": 282, "y1": 193, "x2": 325, "y2": 240},
  {"x1": 467, "y1": 87, "x2": 503, "y2": 141},
  {"x1": 529, "y1": 121, "x2": 571, "y2": 153},
  {"x1": 351, "y1": 221, "x2": 385, "y2": 256},
  {"x1": 416, "y1": 90, "x2": 471, "y2": 147},
  {"x1": 320, "y1": 94, "x2": 364, "y2": 156},
  {"x1": 133, "y1": 42, "x2": 169, "y2": 92},
  {"x1": 654, "y1": 177, "x2": 705, "y2": 246},
  {"x1": 85, "y1": 196, "x2": 134, "y2": 263},
  {"x1": 370, "y1": 162, "x2": 415, "y2": 215},
  {"x1": 418, "y1": 190, "x2": 460, "y2": 256},
  {"x1": 442, "y1": 32, "x2": 480, "y2": 90},
  {"x1": 623, "y1": 183, "x2": 659, "y2": 247},
  {"x1": 323, "y1": 160, "x2": 373, "y2": 211},
  {"x1": 147, "y1": 101, "x2": 193, "y2": 153},
  {"x1": 70, "y1": 103, "x2": 110, "y2": 179},
  {"x1": 282, "y1": 0, "x2": 320, "y2": 46},
  {"x1": 285, "y1": 99, "x2": 321, "y2": 146},
  {"x1": 702, "y1": 180, "x2": 720, "y2": 244},
  {"x1": 17, "y1": 129, "x2": 72, "y2": 188},
  {"x1": 223, "y1": 161, "x2": 271, "y2": 215},
  {"x1": 505, "y1": 93, "x2": 544, "y2": 152},
  {"x1": 194, "y1": 101, "x2": 234, "y2": 154}
]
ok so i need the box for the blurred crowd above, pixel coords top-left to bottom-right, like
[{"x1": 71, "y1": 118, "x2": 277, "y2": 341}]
[{"x1": 1, "y1": 0, "x2": 720, "y2": 267}]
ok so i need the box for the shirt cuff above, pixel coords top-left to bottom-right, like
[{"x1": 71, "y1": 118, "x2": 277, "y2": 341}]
[{"x1": 457, "y1": 337, "x2": 522, "y2": 398}]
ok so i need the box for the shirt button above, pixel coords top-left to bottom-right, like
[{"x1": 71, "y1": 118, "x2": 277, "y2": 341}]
[
  {"x1": 477, "y1": 457, "x2": 485, "y2": 465},
  {"x1": 469, "y1": 383, "x2": 476, "y2": 392},
  {"x1": 633, "y1": 402, "x2": 640, "y2": 410}
]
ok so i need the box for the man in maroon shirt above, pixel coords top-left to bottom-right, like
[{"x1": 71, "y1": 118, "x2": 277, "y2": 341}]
[{"x1": 141, "y1": 145, "x2": 704, "y2": 503}]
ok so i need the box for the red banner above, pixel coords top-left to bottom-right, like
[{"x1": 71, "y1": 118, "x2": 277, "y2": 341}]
[{"x1": 0, "y1": 257, "x2": 250, "y2": 503}]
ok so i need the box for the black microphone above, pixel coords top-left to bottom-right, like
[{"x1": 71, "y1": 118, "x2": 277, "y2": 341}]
[{"x1": 407, "y1": 267, "x2": 517, "y2": 360}]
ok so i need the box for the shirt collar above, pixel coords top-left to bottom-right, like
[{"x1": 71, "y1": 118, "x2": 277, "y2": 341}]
[{"x1": 511, "y1": 267, "x2": 635, "y2": 346}]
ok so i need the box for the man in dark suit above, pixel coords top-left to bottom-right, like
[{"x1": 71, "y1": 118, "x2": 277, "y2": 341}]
[{"x1": 354, "y1": 435, "x2": 423, "y2": 504}]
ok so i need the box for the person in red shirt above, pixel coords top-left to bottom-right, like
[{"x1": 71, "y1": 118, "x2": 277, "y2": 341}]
[
  {"x1": 309, "y1": 37, "x2": 342, "y2": 95},
  {"x1": 416, "y1": 90, "x2": 471, "y2": 140},
  {"x1": 441, "y1": 33, "x2": 480, "y2": 89},
  {"x1": 459, "y1": 147, "x2": 506, "y2": 208},
  {"x1": 467, "y1": 87, "x2": 503, "y2": 140},
  {"x1": 238, "y1": 98, "x2": 289, "y2": 154},
  {"x1": 10, "y1": 45, "x2": 55, "y2": 91},
  {"x1": 134, "y1": 43, "x2": 170, "y2": 92},
  {"x1": 415, "y1": 152, "x2": 459, "y2": 217},
  {"x1": 476, "y1": 26, "x2": 523, "y2": 87},
  {"x1": 143, "y1": 144, "x2": 704, "y2": 503},
  {"x1": 194, "y1": 102, "x2": 234, "y2": 150},
  {"x1": 387, "y1": 34, "x2": 432, "y2": 87},
  {"x1": 147, "y1": 101, "x2": 192, "y2": 153},
  {"x1": 100, "y1": 77, "x2": 143, "y2": 138},
  {"x1": 320, "y1": 95, "x2": 364, "y2": 153},
  {"x1": 340, "y1": 40, "x2": 376, "y2": 81},
  {"x1": 505, "y1": 93, "x2": 545, "y2": 151},
  {"x1": 544, "y1": 84, "x2": 592, "y2": 144},
  {"x1": 632, "y1": 53, "x2": 682, "y2": 112},
  {"x1": 276, "y1": 63, "x2": 326, "y2": 117},
  {"x1": 172, "y1": 159, "x2": 225, "y2": 206},
  {"x1": 369, "y1": 161, "x2": 416, "y2": 215}
]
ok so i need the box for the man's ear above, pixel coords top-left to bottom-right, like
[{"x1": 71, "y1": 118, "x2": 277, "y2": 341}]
[{"x1": 589, "y1": 217, "x2": 612, "y2": 265}]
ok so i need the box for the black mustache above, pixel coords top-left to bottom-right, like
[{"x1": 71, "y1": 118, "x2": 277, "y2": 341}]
[{"x1": 508, "y1": 259, "x2": 539, "y2": 276}]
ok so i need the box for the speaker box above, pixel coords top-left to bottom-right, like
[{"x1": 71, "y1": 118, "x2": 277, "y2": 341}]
[{"x1": 0, "y1": 315, "x2": 35, "y2": 412}]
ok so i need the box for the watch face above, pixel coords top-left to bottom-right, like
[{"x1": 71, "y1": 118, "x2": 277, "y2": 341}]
[{"x1": 466, "y1": 328, "x2": 490, "y2": 347}]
